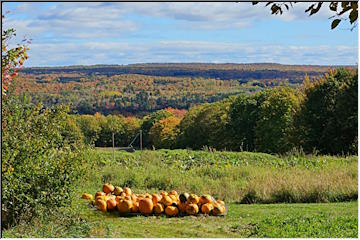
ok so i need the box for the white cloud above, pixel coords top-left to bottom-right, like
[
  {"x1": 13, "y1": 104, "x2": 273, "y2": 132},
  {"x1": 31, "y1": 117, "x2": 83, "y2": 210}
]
[
  {"x1": 4, "y1": 1, "x2": 342, "y2": 40},
  {"x1": 2, "y1": 2, "x2": 356, "y2": 67},
  {"x1": 25, "y1": 40, "x2": 357, "y2": 66}
]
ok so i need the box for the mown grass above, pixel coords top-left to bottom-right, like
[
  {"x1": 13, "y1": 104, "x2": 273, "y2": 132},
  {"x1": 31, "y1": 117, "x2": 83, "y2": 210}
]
[
  {"x1": 2, "y1": 148, "x2": 358, "y2": 238},
  {"x1": 3, "y1": 201, "x2": 358, "y2": 238}
]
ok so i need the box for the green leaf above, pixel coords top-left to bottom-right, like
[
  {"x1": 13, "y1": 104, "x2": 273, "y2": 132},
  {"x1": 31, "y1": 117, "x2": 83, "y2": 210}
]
[{"x1": 331, "y1": 19, "x2": 341, "y2": 29}]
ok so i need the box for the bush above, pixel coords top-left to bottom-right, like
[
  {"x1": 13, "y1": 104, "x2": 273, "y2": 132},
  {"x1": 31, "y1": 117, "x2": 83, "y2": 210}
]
[{"x1": 1, "y1": 95, "x2": 86, "y2": 228}]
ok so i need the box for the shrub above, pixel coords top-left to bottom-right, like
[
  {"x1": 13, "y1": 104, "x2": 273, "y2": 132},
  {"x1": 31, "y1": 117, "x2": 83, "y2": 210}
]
[{"x1": 1, "y1": 95, "x2": 86, "y2": 228}]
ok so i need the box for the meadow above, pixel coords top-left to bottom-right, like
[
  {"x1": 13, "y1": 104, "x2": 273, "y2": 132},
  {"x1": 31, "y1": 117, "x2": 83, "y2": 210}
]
[
  {"x1": 3, "y1": 148, "x2": 357, "y2": 238},
  {"x1": 86, "y1": 148, "x2": 358, "y2": 204}
]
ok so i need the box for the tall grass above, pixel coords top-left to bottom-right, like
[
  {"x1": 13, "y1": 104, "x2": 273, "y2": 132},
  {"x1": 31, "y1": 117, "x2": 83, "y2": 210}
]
[{"x1": 81, "y1": 148, "x2": 357, "y2": 204}]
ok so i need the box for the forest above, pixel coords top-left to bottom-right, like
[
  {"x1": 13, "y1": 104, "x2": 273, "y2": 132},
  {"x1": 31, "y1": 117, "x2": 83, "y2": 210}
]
[
  {"x1": 14, "y1": 63, "x2": 354, "y2": 116},
  {"x1": 70, "y1": 68, "x2": 357, "y2": 155}
]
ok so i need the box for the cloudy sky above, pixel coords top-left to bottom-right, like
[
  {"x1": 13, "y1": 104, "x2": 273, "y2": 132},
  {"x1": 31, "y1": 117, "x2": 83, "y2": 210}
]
[{"x1": 2, "y1": 2, "x2": 358, "y2": 67}]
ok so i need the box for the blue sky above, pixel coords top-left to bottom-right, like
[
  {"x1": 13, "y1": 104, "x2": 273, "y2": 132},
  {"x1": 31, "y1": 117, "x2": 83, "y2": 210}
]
[{"x1": 2, "y1": 2, "x2": 358, "y2": 67}]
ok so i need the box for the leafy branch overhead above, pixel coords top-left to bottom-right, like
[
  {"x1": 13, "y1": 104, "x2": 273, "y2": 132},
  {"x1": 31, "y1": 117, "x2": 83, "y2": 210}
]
[{"x1": 252, "y1": 1, "x2": 358, "y2": 30}]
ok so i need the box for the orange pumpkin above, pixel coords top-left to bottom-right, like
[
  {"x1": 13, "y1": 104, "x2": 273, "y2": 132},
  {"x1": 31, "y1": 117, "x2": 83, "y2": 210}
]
[
  {"x1": 139, "y1": 198, "x2": 153, "y2": 214},
  {"x1": 117, "y1": 199, "x2": 133, "y2": 213},
  {"x1": 96, "y1": 199, "x2": 107, "y2": 212},
  {"x1": 178, "y1": 202, "x2": 187, "y2": 213},
  {"x1": 81, "y1": 193, "x2": 93, "y2": 200},
  {"x1": 152, "y1": 193, "x2": 162, "y2": 205},
  {"x1": 124, "y1": 187, "x2": 132, "y2": 196},
  {"x1": 212, "y1": 204, "x2": 225, "y2": 215},
  {"x1": 113, "y1": 187, "x2": 123, "y2": 196},
  {"x1": 201, "y1": 203, "x2": 214, "y2": 214},
  {"x1": 131, "y1": 194, "x2": 137, "y2": 202},
  {"x1": 107, "y1": 198, "x2": 117, "y2": 210},
  {"x1": 165, "y1": 206, "x2": 179, "y2": 217},
  {"x1": 169, "y1": 190, "x2": 178, "y2": 196},
  {"x1": 115, "y1": 196, "x2": 123, "y2": 204},
  {"x1": 187, "y1": 194, "x2": 200, "y2": 205},
  {"x1": 216, "y1": 200, "x2": 225, "y2": 206},
  {"x1": 199, "y1": 195, "x2": 213, "y2": 205},
  {"x1": 186, "y1": 203, "x2": 199, "y2": 215},
  {"x1": 119, "y1": 192, "x2": 127, "y2": 198},
  {"x1": 161, "y1": 195, "x2": 173, "y2": 206},
  {"x1": 169, "y1": 194, "x2": 178, "y2": 203},
  {"x1": 154, "y1": 203, "x2": 164, "y2": 214},
  {"x1": 131, "y1": 201, "x2": 139, "y2": 213},
  {"x1": 160, "y1": 191, "x2": 168, "y2": 197},
  {"x1": 102, "y1": 183, "x2": 115, "y2": 194},
  {"x1": 95, "y1": 191, "x2": 106, "y2": 198},
  {"x1": 95, "y1": 195, "x2": 106, "y2": 202}
]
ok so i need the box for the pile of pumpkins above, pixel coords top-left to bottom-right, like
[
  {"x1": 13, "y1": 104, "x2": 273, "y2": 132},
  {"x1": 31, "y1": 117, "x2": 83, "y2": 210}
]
[{"x1": 81, "y1": 183, "x2": 226, "y2": 217}]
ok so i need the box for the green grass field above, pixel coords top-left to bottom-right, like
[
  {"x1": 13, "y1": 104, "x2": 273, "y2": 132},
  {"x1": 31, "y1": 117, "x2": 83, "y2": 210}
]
[
  {"x1": 4, "y1": 201, "x2": 358, "y2": 238},
  {"x1": 2, "y1": 148, "x2": 358, "y2": 238}
]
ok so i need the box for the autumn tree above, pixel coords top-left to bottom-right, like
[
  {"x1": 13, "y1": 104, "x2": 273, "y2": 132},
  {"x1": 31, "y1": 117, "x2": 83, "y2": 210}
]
[
  {"x1": 253, "y1": 2, "x2": 358, "y2": 30},
  {"x1": 2, "y1": 15, "x2": 30, "y2": 95},
  {"x1": 177, "y1": 100, "x2": 231, "y2": 150},
  {"x1": 149, "y1": 116, "x2": 181, "y2": 149},
  {"x1": 141, "y1": 109, "x2": 173, "y2": 147}
]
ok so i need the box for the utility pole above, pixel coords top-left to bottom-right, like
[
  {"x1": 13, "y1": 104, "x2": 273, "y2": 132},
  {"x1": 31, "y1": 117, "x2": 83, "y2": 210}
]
[
  {"x1": 140, "y1": 130, "x2": 143, "y2": 151},
  {"x1": 112, "y1": 132, "x2": 115, "y2": 162}
]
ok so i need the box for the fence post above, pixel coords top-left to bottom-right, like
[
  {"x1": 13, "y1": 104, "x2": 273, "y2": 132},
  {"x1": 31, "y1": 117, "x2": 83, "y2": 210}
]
[
  {"x1": 140, "y1": 130, "x2": 142, "y2": 151},
  {"x1": 112, "y1": 132, "x2": 115, "y2": 162}
]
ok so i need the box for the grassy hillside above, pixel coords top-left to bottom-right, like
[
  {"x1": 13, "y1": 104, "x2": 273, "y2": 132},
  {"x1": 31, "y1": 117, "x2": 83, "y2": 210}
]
[{"x1": 3, "y1": 148, "x2": 357, "y2": 238}]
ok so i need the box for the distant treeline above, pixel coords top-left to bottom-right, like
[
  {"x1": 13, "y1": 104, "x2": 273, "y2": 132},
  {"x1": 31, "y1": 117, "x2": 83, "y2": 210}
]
[
  {"x1": 72, "y1": 68, "x2": 357, "y2": 155},
  {"x1": 21, "y1": 63, "x2": 336, "y2": 83}
]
